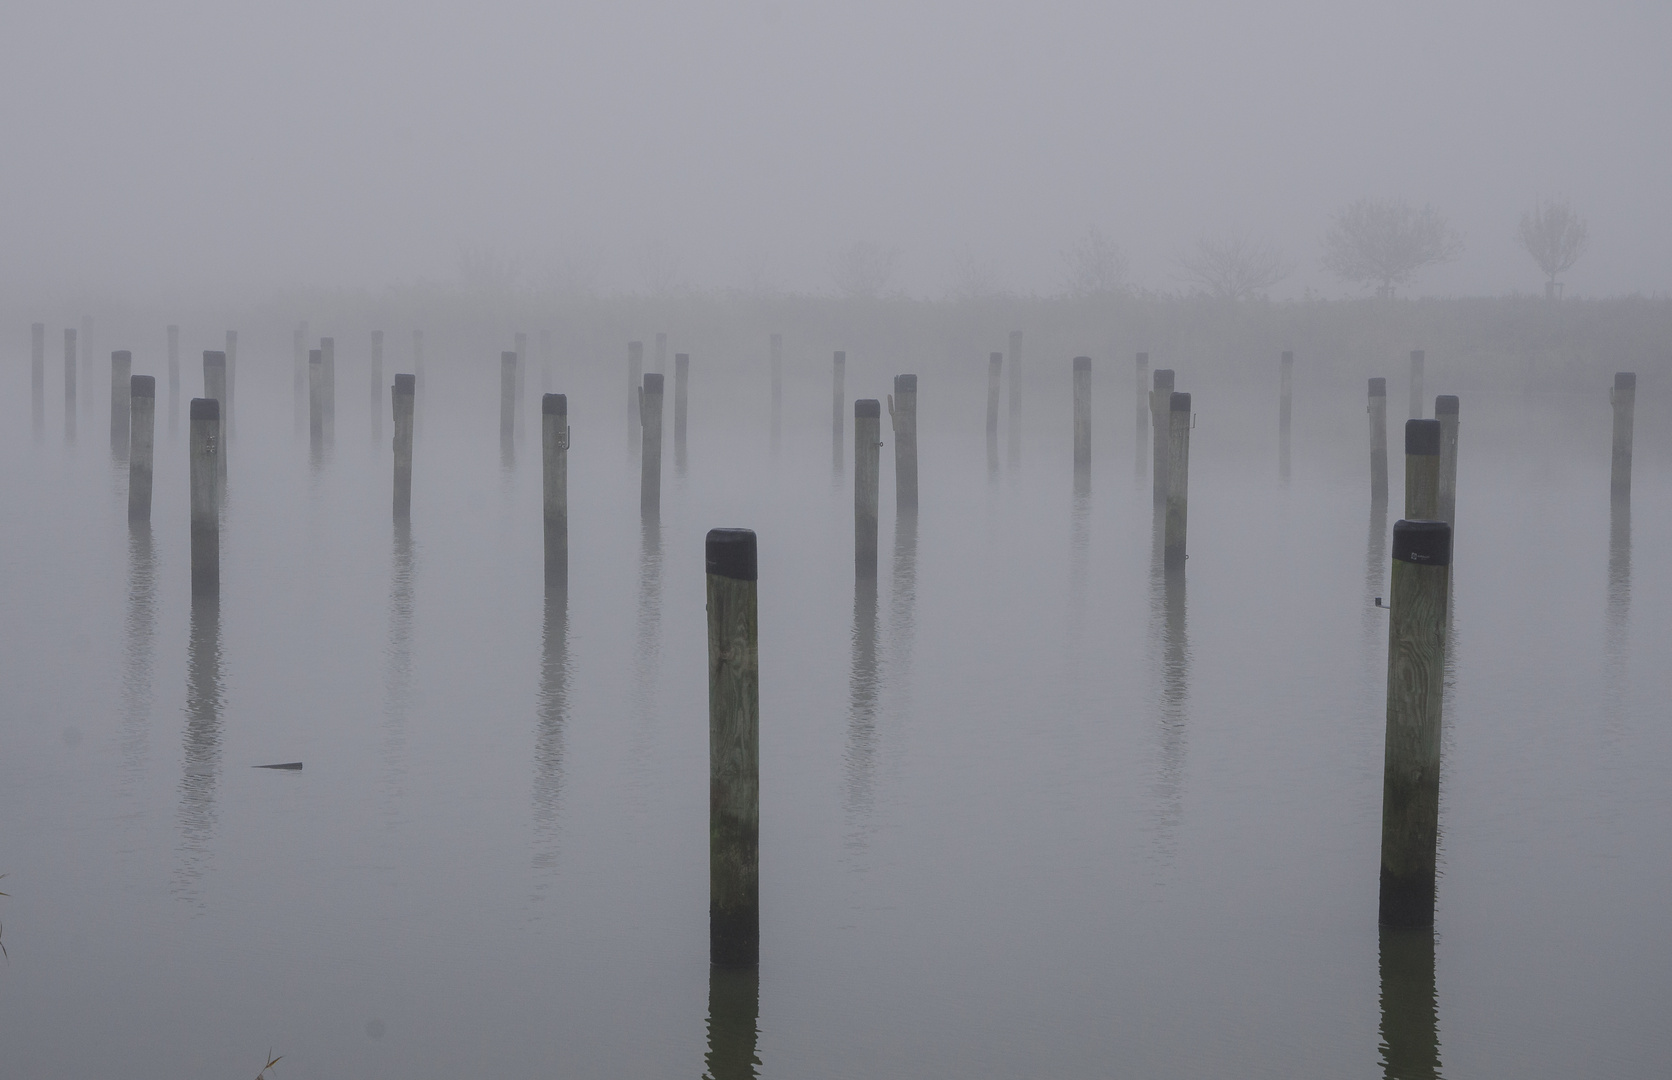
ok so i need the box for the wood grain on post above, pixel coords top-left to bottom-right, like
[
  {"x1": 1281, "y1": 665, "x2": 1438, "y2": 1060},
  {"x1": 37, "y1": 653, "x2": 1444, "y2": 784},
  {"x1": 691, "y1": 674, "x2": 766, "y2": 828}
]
[
  {"x1": 370, "y1": 330, "x2": 385, "y2": 443},
  {"x1": 1279, "y1": 351, "x2": 1293, "y2": 480},
  {"x1": 1435, "y1": 396, "x2": 1459, "y2": 527},
  {"x1": 1072, "y1": 356, "x2": 1091, "y2": 479},
  {"x1": 1379, "y1": 518, "x2": 1451, "y2": 928},
  {"x1": 1610, "y1": 372, "x2": 1635, "y2": 502},
  {"x1": 854, "y1": 399, "x2": 881, "y2": 578},
  {"x1": 392, "y1": 373, "x2": 415, "y2": 520},
  {"x1": 833, "y1": 351, "x2": 847, "y2": 474},
  {"x1": 627, "y1": 340, "x2": 643, "y2": 453},
  {"x1": 986, "y1": 351, "x2": 1002, "y2": 478},
  {"x1": 1150, "y1": 368, "x2": 1175, "y2": 506},
  {"x1": 189, "y1": 398, "x2": 221, "y2": 596},
  {"x1": 640, "y1": 373, "x2": 664, "y2": 519},
  {"x1": 706, "y1": 528, "x2": 760, "y2": 969},
  {"x1": 1409, "y1": 350, "x2": 1425, "y2": 420},
  {"x1": 542, "y1": 393, "x2": 568, "y2": 585},
  {"x1": 64, "y1": 328, "x2": 77, "y2": 441},
  {"x1": 1404, "y1": 420, "x2": 1441, "y2": 520},
  {"x1": 128, "y1": 375, "x2": 155, "y2": 522},
  {"x1": 1134, "y1": 352, "x2": 1149, "y2": 479},
  {"x1": 1006, "y1": 330, "x2": 1022, "y2": 468},
  {"x1": 1369, "y1": 378, "x2": 1389, "y2": 505},
  {"x1": 675, "y1": 353, "x2": 690, "y2": 475},
  {"x1": 110, "y1": 350, "x2": 132, "y2": 458},
  {"x1": 1164, "y1": 391, "x2": 1191, "y2": 570},
  {"x1": 202, "y1": 351, "x2": 227, "y2": 480},
  {"x1": 891, "y1": 374, "x2": 918, "y2": 514}
]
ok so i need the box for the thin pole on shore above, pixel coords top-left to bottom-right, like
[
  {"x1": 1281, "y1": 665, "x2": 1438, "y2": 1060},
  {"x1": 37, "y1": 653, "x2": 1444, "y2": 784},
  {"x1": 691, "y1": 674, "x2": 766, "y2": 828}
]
[
  {"x1": 1369, "y1": 378, "x2": 1389, "y2": 505},
  {"x1": 675, "y1": 353, "x2": 690, "y2": 475},
  {"x1": 308, "y1": 349, "x2": 324, "y2": 450},
  {"x1": 706, "y1": 527, "x2": 760, "y2": 970},
  {"x1": 202, "y1": 351, "x2": 227, "y2": 480},
  {"x1": 1150, "y1": 368, "x2": 1175, "y2": 506},
  {"x1": 128, "y1": 375, "x2": 155, "y2": 522}
]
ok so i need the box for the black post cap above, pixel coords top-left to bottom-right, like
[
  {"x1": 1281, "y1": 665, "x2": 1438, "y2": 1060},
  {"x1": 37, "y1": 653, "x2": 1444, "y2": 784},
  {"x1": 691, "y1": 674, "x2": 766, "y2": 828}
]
[
  {"x1": 190, "y1": 398, "x2": 220, "y2": 420},
  {"x1": 394, "y1": 373, "x2": 415, "y2": 394},
  {"x1": 542, "y1": 392, "x2": 565, "y2": 414},
  {"x1": 113, "y1": 349, "x2": 132, "y2": 362},
  {"x1": 855, "y1": 399, "x2": 880, "y2": 418},
  {"x1": 1392, "y1": 519, "x2": 1451, "y2": 566},
  {"x1": 1405, "y1": 419, "x2": 1441, "y2": 456},
  {"x1": 203, "y1": 351, "x2": 226, "y2": 366},
  {"x1": 1073, "y1": 356, "x2": 1091, "y2": 371},
  {"x1": 894, "y1": 374, "x2": 917, "y2": 392},
  {"x1": 706, "y1": 528, "x2": 757, "y2": 581},
  {"x1": 1435, "y1": 395, "x2": 1459, "y2": 416},
  {"x1": 1154, "y1": 369, "x2": 1175, "y2": 389},
  {"x1": 131, "y1": 375, "x2": 155, "y2": 398},
  {"x1": 643, "y1": 372, "x2": 664, "y2": 393},
  {"x1": 309, "y1": 349, "x2": 322, "y2": 364},
  {"x1": 502, "y1": 351, "x2": 517, "y2": 364},
  {"x1": 1170, "y1": 391, "x2": 1191, "y2": 412},
  {"x1": 1615, "y1": 372, "x2": 1636, "y2": 391},
  {"x1": 1369, "y1": 377, "x2": 1386, "y2": 396}
]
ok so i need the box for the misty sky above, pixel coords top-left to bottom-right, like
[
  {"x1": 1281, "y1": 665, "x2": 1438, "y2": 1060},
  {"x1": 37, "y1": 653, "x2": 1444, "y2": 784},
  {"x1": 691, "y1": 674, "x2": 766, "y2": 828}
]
[{"x1": 4, "y1": 0, "x2": 1668, "y2": 303}]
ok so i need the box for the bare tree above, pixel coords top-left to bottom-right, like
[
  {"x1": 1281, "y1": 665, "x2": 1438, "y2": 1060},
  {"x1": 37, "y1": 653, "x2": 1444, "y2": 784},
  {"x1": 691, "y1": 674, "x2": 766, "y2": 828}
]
[
  {"x1": 1175, "y1": 231, "x2": 1293, "y2": 301},
  {"x1": 1518, "y1": 195, "x2": 1589, "y2": 298},
  {"x1": 1059, "y1": 226, "x2": 1128, "y2": 297},
  {"x1": 1321, "y1": 198, "x2": 1463, "y2": 297},
  {"x1": 831, "y1": 241, "x2": 901, "y2": 300}
]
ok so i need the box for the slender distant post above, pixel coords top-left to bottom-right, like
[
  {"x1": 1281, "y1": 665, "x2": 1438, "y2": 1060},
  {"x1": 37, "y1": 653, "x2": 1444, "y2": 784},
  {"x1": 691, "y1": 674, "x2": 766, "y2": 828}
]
[
  {"x1": 411, "y1": 329, "x2": 425, "y2": 421},
  {"x1": 833, "y1": 351, "x2": 847, "y2": 474},
  {"x1": 706, "y1": 527, "x2": 760, "y2": 970},
  {"x1": 542, "y1": 393, "x2": 568, "y2": 584},
  {"x1": 539, "y1": 329, "x2": 553, "y2": 394},
  {"x1": 64, "y1": 328, "x2": 77, "y2": 441},
  {"x1": 675, "y1": 353, "x2": 691, "y2": 474},
  {"x1": 655, "y1": 331, "x2": 667, "y2": 374},
  {"x1": 168, "y1": 325, "x2": 181, "y2": 437},
  {"x1": 1072, "y1": 356, "x2": 1091, "y2": 481},
  {"x1": 308, "y1": 349, "x2": 324, "y2": 448},
  {"x1": 986, "y1": 351, "x2": 1002, "y2": 477},
  {"x1": 1409, "y1": 350, "x2": 1425, "y2": 420},
  {"x1": 514, "y1": 332, "x2": 527, "y2": 426},
  {"x1": 641, "y1": 373, "x2": 664, "y2": 519},
  {"x1": 392, "y1": 373, "x2": 415, "y2": 519},
  {"x1": 855, "y1": 399, "x2": 881, "y2": 577},
  {"x1": 1435, "y1": 396, "x2": 1459, "y2": 527},
  {"x1": 189, "y1": 398, "x2": 221, "y2": 595},
  {"x1": 1610, "y1": 372, "x2": 1636, "y2": 503},
  {"x1": 110, "y1": 350, "x2": 132, "y2": 457},
  {"x1": 80, "y1": 316, "x2": 94, "y2": 417},
  {"x1": 370, "y1": 330, "x2": 385, "y2": 443},
  {"x1": 321, "y1": 336, "x2": 336, "y2": 440},
  {"x1": 627, "y1": 341, "x2": 643, "y2": 454},
  {"x1": 1006, "y1": 330, "x2": 1022, "y2": 467},
  {"x1": 31, "y1": 322, "x2": 44, "y2": 437},
  {"x1": 1150, "y1": 368, "x2": 1175, "y2": 506},
  {"x1": 1369, "y1": 378, "x2": 1389, "y2": 504},
  {"x1": 1134, "y1": 352, "x2": 1149, "y2": 478},
  {"x1": 224, "y1": 330, "x2": 238, "y2": 440},
  {"x1": 128, "y1": 375, "x2": 155, "y2": 522},
  {"x1": 1279, "y1": 351, "x2": 1293, "y2": 480},
  {"x1": 1379, "y1": 519, "x2": 1451, "y2": 928},
  {"x1": 1164, "y1": 391, "x2": 1191, "y2": 569},
  {"x1": 769, "y1": 333, "x2": 783, "y2": 457},
  {"x1": 292, "y1": 323, "x2": 306, "y2": 433},
  {"x1": 500, "y1": 351, "x2": 517, "y2": 464},
  {"x1": 891, "y1": 375, "x2": 918, "y2": 513},
  {"x1": 202, "y1": 351, "x2": 227, "y2": 480},
  {"x1": 1404, "y1": 420, "x2": 1440, "y2": 520}
]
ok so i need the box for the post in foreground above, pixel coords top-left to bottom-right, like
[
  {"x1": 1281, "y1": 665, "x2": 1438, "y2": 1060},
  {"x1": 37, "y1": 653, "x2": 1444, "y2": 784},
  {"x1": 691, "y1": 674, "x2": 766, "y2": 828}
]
[{"x1": 706, "y1": 527, "x2": 760, "y2": 969}]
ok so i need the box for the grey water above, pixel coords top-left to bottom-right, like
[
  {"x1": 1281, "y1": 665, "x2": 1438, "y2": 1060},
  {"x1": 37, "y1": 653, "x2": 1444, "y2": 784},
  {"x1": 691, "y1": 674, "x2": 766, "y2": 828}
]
[{"x1": 2, "y1": 347, "x2": 1670, "y2": 1079}]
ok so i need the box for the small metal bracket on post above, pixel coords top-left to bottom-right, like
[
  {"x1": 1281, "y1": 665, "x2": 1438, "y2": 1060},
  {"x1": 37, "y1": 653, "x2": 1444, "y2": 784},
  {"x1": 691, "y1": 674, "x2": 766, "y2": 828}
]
[{"x1": 558, "y1": 426, "x2": 571, "y2": 451}]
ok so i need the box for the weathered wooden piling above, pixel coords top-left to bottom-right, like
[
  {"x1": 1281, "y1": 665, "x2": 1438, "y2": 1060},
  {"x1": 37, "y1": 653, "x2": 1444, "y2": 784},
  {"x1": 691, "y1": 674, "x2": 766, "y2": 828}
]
[
  {"x1": 769, "y1": 333, "x2": 783, "y2": 456},
  {"x1": 706, "y1": 527, "x2": 760, "y2": 969},
  {"x1": 370, "y1": 330, "x2": 384, "y2": 442},
  {"x1": 500, "y1": 350, "x2": 517, "y2": 449},
  {"x1": 189, "y1": 398, "x2": 221, "y2": 595},
  {"x1": 675, "y1": 353, "x2": 691, "y2": 473},
  {"x1": 1164, "y1": 391, "x2": 1191, "y2": 569},
  {"x1": 1409, "y1": 350, "x2": 1425, "y2": 420},
  {"x1": 641, "y1": 373, "x2": 664, "y2": 518},
  {"x1": 64, "y1": 328, "x2": 77, "y2": 440},
  {"x1": 1006, "y1": 330, "x2": 1022, "y2": 467},
  {"x1": 1369, "y1": 377, "x2": 1389, "y2": 504},
  {"x1": 855, "y1": 399, "x2": 881, "y2": 577},
  {"x1": 833, "y1": 351, "x2": 847, "y2": 474},
  {"x1": 1150, "y1": 368, "x2": 1175, "y2": 506},
  {"x1": 627, "y1": 340, "x2": 643, "y2": 453},
  {"x1": 320, "y1": 336, "x2": 337, "y2": 437},
  {"x1": 1435, "y1": 396, "x2": 1459, "y2": 527},
  {"x1": 31, "y1": 322, "x2": 44, "y2": 435},
  {"x1": 308, "y1": 349, "x2": 324, "y2": 446},
  {"x1": 1610, "y1": 372, "x2": 1635, "y2": 502},
  {"x1": 1134, "y1": 352, "x2": 1149, "y2": 479},
  {"x1": 224, "y1": 330, "x2": 238, "y2": 440},
  {"x1": 1379, "y1": 518, "x2": 1451, "y2": 928},
  {"x1": 110, "y1": 350, "x2": 132, "y2": 456},
  {"x1": 1279, "y1": 350, "x2": 1293, "y2": 480},
  {"x1": 891, "y1": 375, "x2": 918, "y2": 513},
  {"x1": 392, "y1": 373, "x2": 415, "y2": 519},
  {"x1": 168, "y1": 324, "x2": 181, "y2": 435},
  {"x1": 1404, "y1": 419, "x2": 1441, "y2": 520},
  {"x1": 1072, "y1": 356, "x2": 1091, "y2": 479},
  {"x1": 203, "y1": 351, "x2": 227, "y2": 479},
  {"x1": 542, "y1": 393, "x2": 568, "y2": 583},
  {"x1": 986, "y1": 351, "x2": 1002, "y2": 476},
  {"x1": 128, "y1": 375, "x2": 155, "y2": 522}
]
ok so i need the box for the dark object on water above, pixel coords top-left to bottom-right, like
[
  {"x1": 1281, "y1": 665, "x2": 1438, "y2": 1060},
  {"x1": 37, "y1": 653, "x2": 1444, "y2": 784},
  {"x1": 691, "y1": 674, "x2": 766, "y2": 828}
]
[{"x1": 253, "y1": 762, "x2": 303, "y2": 770}]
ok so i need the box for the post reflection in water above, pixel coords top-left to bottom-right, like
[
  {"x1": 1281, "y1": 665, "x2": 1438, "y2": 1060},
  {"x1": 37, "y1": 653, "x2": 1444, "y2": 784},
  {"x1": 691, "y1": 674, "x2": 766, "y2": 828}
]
[
  {"x1": 1147, "y1": 519, "x2": 1188, "y2": 861},
  {"x1": 121, "y1": 524, "x2": 157, "y2": 779},
  {"x1": 843, "y1": 573, "x2": 881, "y2": 848},
  {"x1": 1378, "y1": 927, "x2": 1442, "y2": 1079},
  {"x1": 533, "y1": 577, "x2": 570, "y2": 884},
  {"x1": 174, "y1": 592, "x2": 223, "y2": 903},
  {"x1": 702, "y1": 964, "x2": 761, "y2": 1080},
  {"x1": 888, "y1": 510, "x2": 918, "y2": 683},
  {"x1": 1606, "y1": 499, "x2": 1631, "y2": 662},
  {"x1": 383, "y1": 521, "x2": 416, "y2": 799}
]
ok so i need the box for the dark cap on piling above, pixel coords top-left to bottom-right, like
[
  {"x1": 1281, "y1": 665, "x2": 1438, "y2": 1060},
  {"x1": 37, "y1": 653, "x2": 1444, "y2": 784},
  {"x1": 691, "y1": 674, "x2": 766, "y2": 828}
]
[
  {"x1": 190, "y1": 398, "x2": 220, "y2": 421},
  {"x1": 855, "y1": 399, "x2": 880, "y2": 418},
  {"x1": 131, "y1": 375, "x2": 155, "y2": 398},
  {"x1": 894, "y1": 374, "x2": 917, "y2": 392},
  {"x1": 1435, "y1": 395, "x2": 1459, "y2": 416},
  {"x1": 1073, "y1": 356, "x2": 1091, "y2": 371},
  {"x1": 1615, "y1": 372, "x2": 1636, "y2": 391},
  {"x1": 394, "y1": 373, "x2": 415, "y2": 395},
  {"x1": 643, "y1": 372, "x2": 664, "y2": 393},
  {"x1": 1155, "y1": 369, "x2": 1175, "y2": 390},
  {"x1": 1170, "y1": 391, "x2": 1191, "y2": 412},
  {"x1": 706, "y1": 528, "x2": 758, "y2": 581},
  {"x1": 1405, "y1": 418, "x2": 1441, "y2": 456},
  {"x1": 1369, "y1": 377, "x2": 1386, "y2": 396},
  {"x1": 542, "y1": 392, "x2": 565, "y2": 414},
  {"x1": 1392, "y1": 519, "x2": 1451, "y2": 566},
  {"x1": 203, "y1": 350, "x2": 225, "y2": 367}
]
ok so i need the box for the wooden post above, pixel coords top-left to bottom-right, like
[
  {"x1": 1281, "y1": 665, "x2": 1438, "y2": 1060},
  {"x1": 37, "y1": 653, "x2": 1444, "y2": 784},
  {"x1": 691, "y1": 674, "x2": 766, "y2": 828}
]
[
  {"x1": 308, "y1": 349, "x2": 324, "y2": 448},
  {"x1": 500, "y1": 350, "x2": 517, "y2": 466},
  {"x1": 514, "y1": 332, "x2": 527, "y2": 424},
  {"x1": 986, "y1": 351, "x2": 1002, "y2": 478},
  {"x1": 292, "y1": 322, "x2": 305, "y2": 433},
  {"x1": 890, "y1": 374, "x2": 918, "y2": 513},
  {"x1": 1610, "y1": 372, "x2": 1636, "y2": 502},
  {"x1": 706, "y1": 527, "x2": 760, "y2": 969},
  {"x1": 1279, "y1": 350, "x2": 1293, "y2": 480},
  {"x1": 110, "y1": 350, "x2": 132, "y2": 457},
  {"x1": 1369, "y1": 377, "x2": 1389, "y2": 505},
  {"x1": 411, "y1": 329, "x2": 425, "y2": 421},
  {"x1": 1164, "y1": 391, "x2": 1191, "y2": 570},
  {"x1": 189, "y1": 398, "x2": 221, "y2": 596},
  {"x1": 169, "y1": 324, "x2": 181, "y2": 437},
  {"x1": 1072, "y1": 356, "x2": 1091, "y2": 480},
  {"x1": 640, "y1": 373, "x2": 664, "y2": 519},
  {"x1": 1435, "y1": 396, "x2": 1459, "y2": 527},
  {"x1": 675, "y1": 353, "x2": 691, "y2": 474},
  {"x1": 1409, "y1": 349, "x2": 1425, "y2": 420},
  {"x1": 833, "y1": 351, "x2": 847, "y2": 474},
  {"x1": 370, "y1": 330, "x2": 384, "y2": 443},
  {"x1": 1378, "y1": 928, "x2": 1441, "y2": 1078},
  {"x1": 31, "y1": 322, "x2": 44, "y2": 436},
  {"x1": 769, "y1": 333, "x2": 783, "y2": 456},
  {"x1": 64, "y1": 328, "x2": 77, "y2": 441},
  {"x1": 320, "y1": 336, "x2": 336, "y2": 439},
  {"x1": 392, "y1": 373, "x2": 414, "y2": 519},
  {"x1": 627, "y1": 340, "x2": 643, "y2": 453},
  {"x1": 542, "y1": 393, "x2": 568, "y2": 584},
  {"x1": 1379, "y1": 518, "x2": 1451, "y2": 928},
  {"x1": 1134, "y1": 352, "x2": 1149, "y2": 480},
  {"x1": 855, "y1": 399, "x2": 881, "y2": 578},
  {"x1": 1404, "y1": 419, "x2": 1441, "y2": 520},
  {"x1": 80, "y1": 316, "x2": 93, "y2": 419},
  {"x1": 223, "y1": 330, "x2": 237, "y2": 440},
  {"x1": 128, "y1": 375, "x2": 155, "y2": 522},
  {"x1": 1006, "y1": 330, "x2": 1022, "y2": 467},
  {"x1": 202, "y1": 351, "x2": 227, "y2": 480},
  {"x1": 1150, "y1": 368, "x2": 1175, "y2": 506}
]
